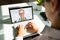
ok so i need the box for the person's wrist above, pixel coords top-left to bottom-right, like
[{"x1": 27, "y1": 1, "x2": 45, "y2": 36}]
[
  {"x1": 17, "y1": 32, "x2": 24, "y2": 37},
  {"x1": 17, "y1": 34, "x2": 23, "y2": 37},
  {"x1": 33, "y1": 27, "x2": 38, "y2": 32},
  {"x1": 34, "y1": 29, "x2": 38, "y2": 33}
]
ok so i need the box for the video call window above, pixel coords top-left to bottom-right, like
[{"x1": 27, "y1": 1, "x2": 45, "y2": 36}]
[{"x1": 9, "y1": 6, "x2": 33, "y2": 23}]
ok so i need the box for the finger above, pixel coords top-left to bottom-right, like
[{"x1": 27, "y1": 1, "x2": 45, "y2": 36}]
[
  {"x1": 20, "y1": 25, "x2": 25, "y2": 30},
  {"x1": 17, "y1": 25, "x2": 23, "y2": 28},
  {"x1": 25, "y1": 23, "x2": 33, "y2": 29},
  {"x1": 16, "y1": 26, "x2": 19, "y2": 30},
  {"x1": 28, "y1": 22, "x2": 32, "y2": 25},
  {"x1": 25, "y1": 24, "x2": 29, "y2": 28},
  {"x1": 28, "y1": 22, "x2": 33, "y2": 28},
  {"x1": 16, "y1": 25, "x2": 20, "y2": 30}
]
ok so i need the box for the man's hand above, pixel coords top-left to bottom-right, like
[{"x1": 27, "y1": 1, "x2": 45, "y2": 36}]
[
  {"x1": 16, "y1": 25, "x2": 24, "y2": 37},
  {"x1": 25, "y1": 22, "x2": 38, "y2": 33}
]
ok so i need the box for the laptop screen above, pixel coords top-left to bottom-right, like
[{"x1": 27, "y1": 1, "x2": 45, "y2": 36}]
[{"x1": 9, "y1": 6, "x2": 33, "y2": 23}]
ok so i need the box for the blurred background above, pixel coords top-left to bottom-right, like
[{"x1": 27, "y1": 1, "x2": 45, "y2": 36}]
[{"x1": 0, "y1": 0, "x2": 36, "y2": 5}]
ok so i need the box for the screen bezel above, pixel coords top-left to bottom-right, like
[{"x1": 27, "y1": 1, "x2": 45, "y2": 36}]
[{"x1": 9, "y1": 6, "x2": 33, "y2": 24}]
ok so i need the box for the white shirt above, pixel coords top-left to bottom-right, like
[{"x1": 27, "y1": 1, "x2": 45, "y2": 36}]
[
  {"x1": 16, "y1": 26, "x2": 60, "y2": 40},
  {"x1": 16, "y1": 36, "x2": 23, "y2": 40}
]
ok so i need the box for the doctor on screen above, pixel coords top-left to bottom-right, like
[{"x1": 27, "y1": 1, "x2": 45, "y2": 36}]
[{"x1": 19, "y1": 9, "x2": 26, "y2": 21}]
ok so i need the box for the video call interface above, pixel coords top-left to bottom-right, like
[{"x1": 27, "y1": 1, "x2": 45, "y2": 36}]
[{"x1": 9, "y1": 6, "x2": 33, "y2": 23}]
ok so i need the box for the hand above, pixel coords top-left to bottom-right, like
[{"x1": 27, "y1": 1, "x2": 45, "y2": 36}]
[
  {"x1": 16, "y1": 25, "x2": 24, "y2": 37},
  {"x1": 25, "y1": 22, "x2": 38, "y2": 33}
]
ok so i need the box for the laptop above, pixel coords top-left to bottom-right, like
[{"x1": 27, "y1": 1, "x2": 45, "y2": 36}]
[
  {"x1": 9, "y1": 6, "x2": 45, "y2": 39},
  {"x1": 9, "y1": 6, "x2": 37, "y2": 38}
]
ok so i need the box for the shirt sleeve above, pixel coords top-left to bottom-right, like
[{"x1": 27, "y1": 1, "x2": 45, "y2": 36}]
[{"x1": 16, "y1": 36, "x2": 23, "y2": 40}]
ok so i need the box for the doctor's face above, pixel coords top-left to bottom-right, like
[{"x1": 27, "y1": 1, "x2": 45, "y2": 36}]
[{"x1": 19, "y1": 10, "x2": 25, "y2": 17}]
